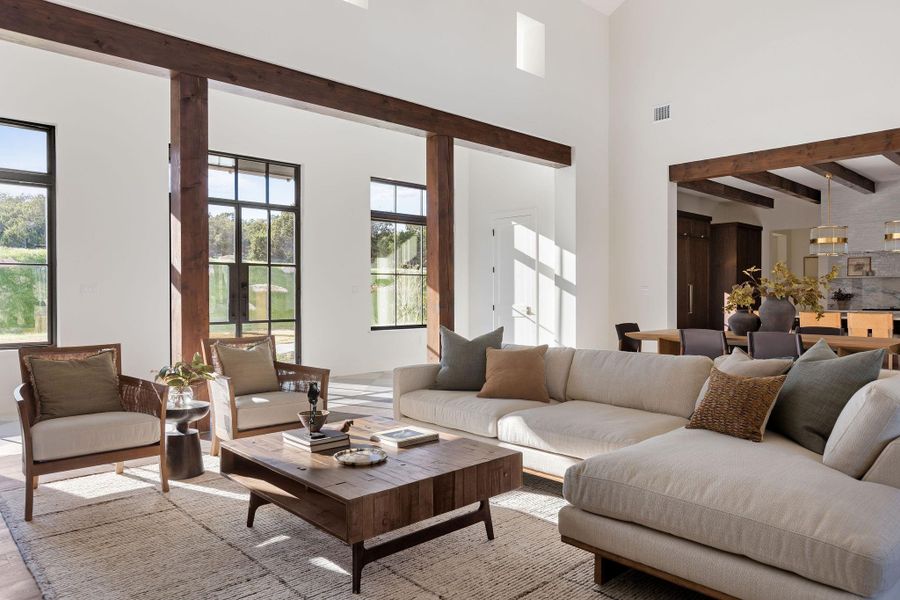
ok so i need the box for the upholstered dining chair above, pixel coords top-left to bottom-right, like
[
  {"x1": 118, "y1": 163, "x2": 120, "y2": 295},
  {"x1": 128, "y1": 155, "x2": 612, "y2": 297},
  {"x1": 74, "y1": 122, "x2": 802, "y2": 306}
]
[
  {"x1": 15, "y1": 344, "x2": 168, "y2": 521},
  {"x1": 202, "y1": 335, "x2": 330, "y2": 456},
  {"x1": 748, "y1": 331, "x2": 803, "y2": 360},
  {"x1": 679, "y1": 329, "x2": 728, "y2": 359},
  {"x1": 615, "y1": 323, "x2": 642, "y2": 352}
]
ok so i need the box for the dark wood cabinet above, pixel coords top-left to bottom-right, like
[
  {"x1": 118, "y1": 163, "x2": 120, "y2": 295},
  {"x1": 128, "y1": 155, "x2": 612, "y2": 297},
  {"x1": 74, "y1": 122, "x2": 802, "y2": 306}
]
[
  {"x1": 709, "y1": 222, "x2": 762, "y2": 330},
  {"x1": 677, "y1": 212, "x2": 711, "y2": 329}
]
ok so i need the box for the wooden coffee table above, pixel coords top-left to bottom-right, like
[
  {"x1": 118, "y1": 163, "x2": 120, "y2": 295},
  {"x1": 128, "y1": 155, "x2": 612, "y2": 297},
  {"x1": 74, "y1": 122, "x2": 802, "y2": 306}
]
[{"x1": 219, "y1": 415, "x2": 523, "y2": 594}]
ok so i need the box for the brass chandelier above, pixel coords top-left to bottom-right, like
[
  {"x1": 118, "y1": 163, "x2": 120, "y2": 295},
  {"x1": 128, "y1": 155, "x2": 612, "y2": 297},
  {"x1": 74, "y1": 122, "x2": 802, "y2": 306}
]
[{"x1": 809, "y1": 173, "x2": 848, "y2": 256}]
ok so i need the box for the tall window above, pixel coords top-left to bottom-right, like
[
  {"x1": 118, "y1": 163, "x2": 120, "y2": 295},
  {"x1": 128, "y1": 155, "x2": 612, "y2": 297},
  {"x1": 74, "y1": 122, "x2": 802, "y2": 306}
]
[
  {"x1": 207, "y1": 152, "x2": 300, "y2": 362},
  {"x1": 370, "y1": 178, "x2": 426, "y2": 329},
  {"x1": 0, "y1": 118, "x2": 54, "y2": 347}
]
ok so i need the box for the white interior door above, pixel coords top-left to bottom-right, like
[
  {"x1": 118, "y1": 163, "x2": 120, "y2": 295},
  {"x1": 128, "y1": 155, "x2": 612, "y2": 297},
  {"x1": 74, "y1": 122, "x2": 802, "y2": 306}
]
[{"x1": 493, "y1": 213, "x2": 538, "y2": 345}]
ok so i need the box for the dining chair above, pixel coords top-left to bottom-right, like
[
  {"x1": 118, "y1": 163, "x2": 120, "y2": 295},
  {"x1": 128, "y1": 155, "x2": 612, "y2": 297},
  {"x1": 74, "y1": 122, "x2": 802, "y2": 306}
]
[
  {"x1": 202, "y1": 335, "x2": 330, "y2": 456},
  {"x1": 847, "y1": 312, "x2": 895, "y2": 368},
  {"x1": 679, "y1": 329, "x2": 728, "y2": 359},
  {"x1": 615, "y1": 323, "x2": 642, "y2": 352},
  {"x1": 797, "y1": 326, "x2": 843, "y2": 336},
  {"x1": 799, "y1": 311, "x2": 841, "y2": 329},
  {"x1": 15, "y1": 344, "x2": 168, "y2": 521},
  {"x1": 748, "y1": 332, "x2": 803, "y2": 360}
]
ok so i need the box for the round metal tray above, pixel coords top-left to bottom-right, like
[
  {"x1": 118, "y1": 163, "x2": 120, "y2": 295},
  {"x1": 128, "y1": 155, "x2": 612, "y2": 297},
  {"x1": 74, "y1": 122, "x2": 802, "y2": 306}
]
[{"x1": 333, "y1": 446, "x2": 388, "y2": 467}]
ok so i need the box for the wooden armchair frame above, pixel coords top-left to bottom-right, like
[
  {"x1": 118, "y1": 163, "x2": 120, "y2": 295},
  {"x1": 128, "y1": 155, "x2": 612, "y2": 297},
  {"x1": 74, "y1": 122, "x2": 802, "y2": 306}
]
[
  {"x1": 201, "y1": 336, "x2": 330, "y2": 456},
  {"x1": 15, "y1": 344, "x2": 168, "y2": 521}
]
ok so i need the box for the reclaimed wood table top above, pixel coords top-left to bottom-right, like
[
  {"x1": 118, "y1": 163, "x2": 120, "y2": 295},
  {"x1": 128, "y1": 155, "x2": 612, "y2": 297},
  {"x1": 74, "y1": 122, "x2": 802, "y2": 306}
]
[
  {"x1": 220, "y1": 415, "x2": 523, "y2": 544},
  {"x1": 626, "y1": 329, "x2": 900, "y2": 353}
]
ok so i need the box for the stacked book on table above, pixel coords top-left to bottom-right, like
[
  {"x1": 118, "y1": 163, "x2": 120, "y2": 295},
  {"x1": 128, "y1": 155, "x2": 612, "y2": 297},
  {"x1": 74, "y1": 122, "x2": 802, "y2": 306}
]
[{"x1": 282, "y1": 428, "x2": 350, "y2": 453}]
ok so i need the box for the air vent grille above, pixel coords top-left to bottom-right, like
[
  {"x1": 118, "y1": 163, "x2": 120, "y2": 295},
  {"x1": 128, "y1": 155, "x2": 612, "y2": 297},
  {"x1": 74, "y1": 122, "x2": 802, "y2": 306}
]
[{"x1": 653, "y1": 104, "x2": 671, "y2": 122}]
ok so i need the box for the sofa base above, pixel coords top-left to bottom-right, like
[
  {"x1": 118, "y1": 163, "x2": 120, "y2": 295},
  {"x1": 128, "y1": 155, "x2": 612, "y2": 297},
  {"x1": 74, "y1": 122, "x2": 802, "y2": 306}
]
[
  {"x1": 562, "y1": 536, "x2": 738, "y2": 600},
  {"x1": 558, "y1": 505, "x2": 885, "y2": 600}
]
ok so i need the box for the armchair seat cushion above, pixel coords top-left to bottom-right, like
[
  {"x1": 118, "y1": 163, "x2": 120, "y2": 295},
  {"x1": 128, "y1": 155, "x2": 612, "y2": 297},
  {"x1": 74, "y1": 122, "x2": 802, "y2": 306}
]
[
  {"x1": 31, "y1": 411, "x2": 160, "y2": 462},
  {"x1": 235, "y1": 391, "x2": 304, "y2": 431}
]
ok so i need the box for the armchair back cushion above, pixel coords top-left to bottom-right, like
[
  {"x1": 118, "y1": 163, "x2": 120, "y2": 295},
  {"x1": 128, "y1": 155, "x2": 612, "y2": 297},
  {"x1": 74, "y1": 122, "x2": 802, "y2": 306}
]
[
  {"x1": 27, "y1": 351, "x2": 123, "y2": 421},
  {"x1": 214, "y1": 342, "x2": 280, "y2": 396}
]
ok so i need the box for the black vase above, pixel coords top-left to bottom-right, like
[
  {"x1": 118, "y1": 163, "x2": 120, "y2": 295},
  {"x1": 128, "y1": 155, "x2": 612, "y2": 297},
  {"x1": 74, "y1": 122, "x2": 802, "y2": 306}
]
[
  {"x1": 758, "y1": 296, "x2": 796, "y2": 332},
  {"x1": 727, "y1": 309, "x2": 761, "y2": 336}
]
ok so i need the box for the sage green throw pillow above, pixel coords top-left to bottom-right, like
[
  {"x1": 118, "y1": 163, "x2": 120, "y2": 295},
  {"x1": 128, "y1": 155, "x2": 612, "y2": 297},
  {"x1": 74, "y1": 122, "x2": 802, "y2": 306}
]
[
  {"x1": 433, "y1": 326, "x2": 504, "y2": 391},
  {"x1": 29, "y1": 351, "x2": 123, "y2": 421},
  {"x1": 215, "y1": 342, "x2": 280, "y2": 396},
  {"x1": 768, "y1": 339, "x2": 884, "y2": 454}
]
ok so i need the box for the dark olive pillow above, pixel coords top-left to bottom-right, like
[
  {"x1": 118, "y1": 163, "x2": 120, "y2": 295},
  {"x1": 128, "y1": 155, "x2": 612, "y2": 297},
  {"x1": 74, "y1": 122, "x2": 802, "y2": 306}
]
[
  {"x1": 687, "y1": 367, "x2": 786, "y2": 442},
  {"x1": 28, "y1": 351, "x2": 123, "y2": 421},
  {"x1": 433, "y1": 326, "x2": 504, "y2": 391},
  {"x1": 767, "y1": 339, "x2": 884, "y2": 454}
]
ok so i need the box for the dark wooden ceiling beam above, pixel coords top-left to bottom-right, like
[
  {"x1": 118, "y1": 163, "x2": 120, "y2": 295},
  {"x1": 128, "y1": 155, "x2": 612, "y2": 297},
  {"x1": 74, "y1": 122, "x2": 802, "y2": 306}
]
[
  {"x1": 733, "y1": 171, "x2": 820, "y2": 204},
  {"x1": 678, "y1": 180, "x2": 774, "y2": 209},
  {"x1": 883, "y1": 152, "x2": 900, "y2": 167},
  {"x1": 0, "y1": 0, "x2": 571, "y2": 168},
  {"x1": 804, "y1": 162, "x2": 876, "y2": 194},
  {"x1": 670, "y1": 128, "x2": 900, "y2": 181}
]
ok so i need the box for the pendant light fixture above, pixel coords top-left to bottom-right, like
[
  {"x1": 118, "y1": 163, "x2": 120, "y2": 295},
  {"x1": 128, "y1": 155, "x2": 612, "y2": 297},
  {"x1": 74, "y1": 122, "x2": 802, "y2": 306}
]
[
  {"x1": 885, "y1": 220, "x2": 900, "y2": 252},
  {"x1": 809, "y1": 172, "x2": 848, "y2": 256}
]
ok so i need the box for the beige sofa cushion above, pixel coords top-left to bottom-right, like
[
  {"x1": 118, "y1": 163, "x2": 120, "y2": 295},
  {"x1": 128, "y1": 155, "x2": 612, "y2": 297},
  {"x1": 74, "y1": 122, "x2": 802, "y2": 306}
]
[
  {"x1": 825, "y1": 375, "x2": 900, "y2": 478},
  {"x1": 31, "y1": 411, "x2": 160, "y2": 462},
  {"x1": 397, "y1": 389, "x2": 544, "y2": 438},
  {"x1": 498, "y1": 401, "x2": 686, "y2": 459},
  {"x1": 565, "y1": 350, "x2": 712, "y2": 418},
  {"x1": 503, "y1": 344, "x2": 575, "y2": 401},
  {"x1": 235, "y1": 391, "x2": 304, "y2": 431},
  {"x1": 563, "y1": 427, "x2": 900, "y2": 597}
]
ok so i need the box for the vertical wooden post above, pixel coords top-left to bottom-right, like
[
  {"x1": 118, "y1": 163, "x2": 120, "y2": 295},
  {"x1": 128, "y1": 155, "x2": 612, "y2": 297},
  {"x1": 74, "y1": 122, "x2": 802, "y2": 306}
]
[
  {"x1": 426, "y1": 134, "x2": 454, "y2": 362},
  {"x1": 170, "y1": 72, "x2": 209, "y2": 363}
]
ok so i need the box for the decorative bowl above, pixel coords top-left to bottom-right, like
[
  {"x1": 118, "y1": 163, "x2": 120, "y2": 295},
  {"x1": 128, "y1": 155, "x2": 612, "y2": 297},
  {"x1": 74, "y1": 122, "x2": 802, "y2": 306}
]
[
  {"x1": 298, "y1": 410, "x2": 330, "y2": 433},
  {"x1": 333, "y1": 447, "x2": 387, "y2": 467}
]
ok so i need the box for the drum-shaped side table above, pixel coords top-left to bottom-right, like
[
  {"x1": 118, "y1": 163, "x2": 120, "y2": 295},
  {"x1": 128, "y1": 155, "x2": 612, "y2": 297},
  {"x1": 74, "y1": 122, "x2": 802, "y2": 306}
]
[{"x1": 165, "y1": 400, "x2": 210, "y2": 480}]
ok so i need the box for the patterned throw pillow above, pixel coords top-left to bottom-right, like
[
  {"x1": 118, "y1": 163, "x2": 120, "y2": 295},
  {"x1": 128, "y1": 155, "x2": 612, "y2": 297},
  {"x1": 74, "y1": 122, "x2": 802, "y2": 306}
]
[{"x1": 687, "y1": 367, "x2": 787, "y2": 442}]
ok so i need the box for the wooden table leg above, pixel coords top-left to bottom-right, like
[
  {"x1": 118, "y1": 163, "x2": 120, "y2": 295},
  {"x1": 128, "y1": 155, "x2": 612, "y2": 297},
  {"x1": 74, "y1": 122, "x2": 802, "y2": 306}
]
[
  {"x1": 350, "y1": 499, "x2": 495, "y2": 594},
  {"x1": 246, "y1": 492, "x2": 269, "y2": 528},
  {"x1": 657, "y1": 338, "x2": 681, "y2": 355}
]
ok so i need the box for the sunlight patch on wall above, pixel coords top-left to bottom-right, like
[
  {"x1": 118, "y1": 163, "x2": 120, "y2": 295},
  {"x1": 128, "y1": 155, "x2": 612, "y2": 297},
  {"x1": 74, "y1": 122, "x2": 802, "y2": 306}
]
[{"x1": 516, "y1": 12, "x2": 546, "y2": 77}]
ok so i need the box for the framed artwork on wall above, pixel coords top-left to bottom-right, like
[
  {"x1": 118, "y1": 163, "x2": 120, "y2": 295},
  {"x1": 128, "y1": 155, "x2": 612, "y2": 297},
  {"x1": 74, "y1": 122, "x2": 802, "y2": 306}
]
[{"x1": 847, "y1": 256, "x2": 871, "y2": 277}]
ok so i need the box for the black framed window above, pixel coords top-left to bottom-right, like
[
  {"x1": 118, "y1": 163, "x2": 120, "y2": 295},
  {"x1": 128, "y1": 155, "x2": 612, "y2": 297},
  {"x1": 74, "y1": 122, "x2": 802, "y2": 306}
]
[
  {"x1": 370, "y1": 178, "x2": 426, "y2": 330},
  {"x1": 207, "y1": 151, "x2": 301, "y2": 362},
  {"x1": 0, "y1": 118, "x2": 55, "y2": 348}
]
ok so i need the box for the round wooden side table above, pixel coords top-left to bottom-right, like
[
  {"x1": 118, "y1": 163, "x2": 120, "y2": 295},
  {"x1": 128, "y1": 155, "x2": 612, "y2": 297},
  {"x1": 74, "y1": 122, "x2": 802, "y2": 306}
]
[{"x1": 165, "y1": 400, "x2": 210, "y2": 480}]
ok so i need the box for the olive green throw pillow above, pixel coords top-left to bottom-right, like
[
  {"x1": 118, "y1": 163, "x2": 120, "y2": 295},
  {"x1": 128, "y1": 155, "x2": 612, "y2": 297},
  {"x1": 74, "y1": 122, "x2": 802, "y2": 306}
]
[
  {"x1": 433, "y1": 326, "x2": 504, "y2": 391},
  {"x1": 28, "y1": 351, "x2": 123, "y2": 421},
  {"x1": 215, "y1": 342, "x2": 280, "y2": 396},
  {"x1": 768, "y1": 339, "x2": 884, "y2": 454}
]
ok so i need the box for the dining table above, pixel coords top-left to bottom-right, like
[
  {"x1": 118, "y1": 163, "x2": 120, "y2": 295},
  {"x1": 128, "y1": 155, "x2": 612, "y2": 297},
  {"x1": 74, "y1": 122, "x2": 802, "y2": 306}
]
[{"x1": 625, "y1": 329, "x2": 900, "y2": 356}]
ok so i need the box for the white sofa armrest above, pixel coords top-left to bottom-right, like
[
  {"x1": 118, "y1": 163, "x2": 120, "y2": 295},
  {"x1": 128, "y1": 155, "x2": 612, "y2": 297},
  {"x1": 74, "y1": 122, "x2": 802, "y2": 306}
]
[
  {"x1": 393, "y1": 364, "x2": 440, "y2": 420},
  {"x1": 863, "y1": 437, "x2": 900, "y2": 488}
]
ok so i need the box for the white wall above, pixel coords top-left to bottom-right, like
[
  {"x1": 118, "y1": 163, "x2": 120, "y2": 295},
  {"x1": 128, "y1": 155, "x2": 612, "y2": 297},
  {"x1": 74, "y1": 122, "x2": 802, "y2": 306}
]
[{"x1": 609, "y1": 0, "x2": 900, "y2": 330}]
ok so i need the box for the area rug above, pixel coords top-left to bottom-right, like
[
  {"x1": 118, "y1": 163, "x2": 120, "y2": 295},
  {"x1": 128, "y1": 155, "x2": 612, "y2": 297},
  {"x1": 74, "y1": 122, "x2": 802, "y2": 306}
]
[{"x1": 0, "y1": 457, "x2": 702, "y2": 599}]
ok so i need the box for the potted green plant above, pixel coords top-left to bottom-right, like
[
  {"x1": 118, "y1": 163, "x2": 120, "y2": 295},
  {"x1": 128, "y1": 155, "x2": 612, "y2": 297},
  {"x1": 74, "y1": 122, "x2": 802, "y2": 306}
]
[
  {"x1": 831, "y1": 288, "x2": 854, "y2": 311},
  {"x1": 723, "y1": 281, "x2": 760, "y2": 335},
  {"x1": 155, "y1": 352, "x2": 215, "y2": 407},
  {"x1": 743, "y1": 262, "x2": 839, "y2": 332}
]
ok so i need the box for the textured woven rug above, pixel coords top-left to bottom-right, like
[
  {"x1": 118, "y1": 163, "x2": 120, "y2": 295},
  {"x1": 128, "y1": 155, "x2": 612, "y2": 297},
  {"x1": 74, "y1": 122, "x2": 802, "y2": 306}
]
[{"x1": 0, "y1": 457, "x2": 701, "y2": 600}]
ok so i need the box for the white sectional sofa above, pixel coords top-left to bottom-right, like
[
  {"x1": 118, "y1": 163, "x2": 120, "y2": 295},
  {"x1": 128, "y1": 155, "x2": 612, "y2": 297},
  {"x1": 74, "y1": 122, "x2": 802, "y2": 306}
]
[{"x1": 394, "y1": 347, "x2": 900, "y2": 600}]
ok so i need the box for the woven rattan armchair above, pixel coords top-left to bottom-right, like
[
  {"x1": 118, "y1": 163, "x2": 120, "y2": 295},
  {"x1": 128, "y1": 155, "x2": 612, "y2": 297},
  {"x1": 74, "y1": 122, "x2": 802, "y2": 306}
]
[
  {"x1": 15, "y1": 344, "x2": 168, "y2": 521},
  {"x1": 201, "y1": 335, "x2": 330, "y2": 456}
]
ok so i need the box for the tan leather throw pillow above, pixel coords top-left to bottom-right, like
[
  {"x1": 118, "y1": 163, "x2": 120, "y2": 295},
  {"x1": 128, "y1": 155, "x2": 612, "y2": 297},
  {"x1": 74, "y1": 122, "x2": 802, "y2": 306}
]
[
  {"x1": 214, "y1": 341, "x2": 280, "y2": 396},
  {"x1": 687, "y1": 367, "x2": 786, "y2": 442},
  {"x1": 28, "y1": 351, "x2": 123, "y2": 421},
  {"x1": 477, "y1": 345, "x2": 550, "y2": 403}
]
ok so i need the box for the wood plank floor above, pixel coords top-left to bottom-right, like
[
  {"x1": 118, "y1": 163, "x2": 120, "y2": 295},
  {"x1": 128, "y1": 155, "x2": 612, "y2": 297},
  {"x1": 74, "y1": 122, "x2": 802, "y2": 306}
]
[{"x1": 0, "y1": 372, "x2": 394, "y2": 599}]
